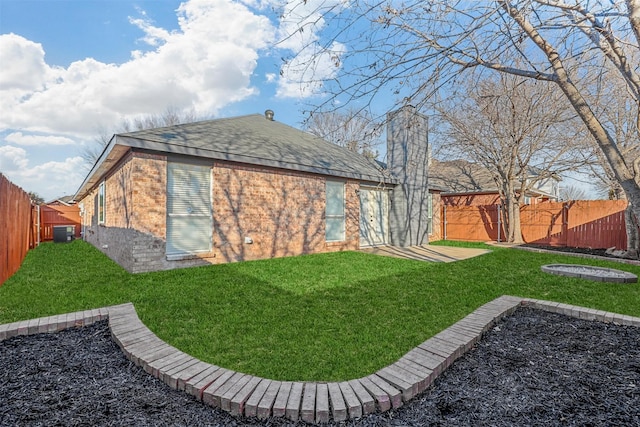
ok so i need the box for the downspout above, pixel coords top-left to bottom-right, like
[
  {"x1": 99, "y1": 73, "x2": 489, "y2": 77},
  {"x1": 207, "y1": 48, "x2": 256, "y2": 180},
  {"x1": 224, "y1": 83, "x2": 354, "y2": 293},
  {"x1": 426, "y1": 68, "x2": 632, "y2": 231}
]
[
  {"x1": 82, "y1": 204, "x2": 87, "y2": 241},
  {"x1": 443, "y1": 205, "x2": 447, "y2": 240}
]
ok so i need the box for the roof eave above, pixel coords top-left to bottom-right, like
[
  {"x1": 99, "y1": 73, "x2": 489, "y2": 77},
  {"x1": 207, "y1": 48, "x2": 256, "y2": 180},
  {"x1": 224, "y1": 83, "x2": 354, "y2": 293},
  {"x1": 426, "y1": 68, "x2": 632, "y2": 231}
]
[{"x1": 73, "y1": 135, "x2": 130, "y2": 201}]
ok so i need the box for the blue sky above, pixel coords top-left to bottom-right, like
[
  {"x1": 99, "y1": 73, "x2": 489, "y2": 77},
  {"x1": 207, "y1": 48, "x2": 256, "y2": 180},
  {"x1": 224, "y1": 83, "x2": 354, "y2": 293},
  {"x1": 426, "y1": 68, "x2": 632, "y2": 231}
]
[
  {"x1": 0, "y1": 0, "x2": 600, "y2": 201},
  {"x1": 0, "y1": 0, "x2": 348, "y2": 200}
]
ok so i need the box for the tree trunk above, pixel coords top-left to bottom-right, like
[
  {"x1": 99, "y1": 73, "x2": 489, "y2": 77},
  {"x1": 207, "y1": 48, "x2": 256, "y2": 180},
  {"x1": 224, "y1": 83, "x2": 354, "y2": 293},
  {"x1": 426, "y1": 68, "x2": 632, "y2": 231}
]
[
  {"x1": 501, "y1": 1, "x2": 640, "y2": 249},
  {"x1": 626, "y1": 1, "x2": 640, "y2": 54},
  {"x1": 510, "y1": 201, "x2": 523, "y2": 244},
  {"x1": 503, "y1": 195, "x2": 524, "y2": 244},
  {"x1": 625, "y1": 204, "x2": 640, "y2": 257}
]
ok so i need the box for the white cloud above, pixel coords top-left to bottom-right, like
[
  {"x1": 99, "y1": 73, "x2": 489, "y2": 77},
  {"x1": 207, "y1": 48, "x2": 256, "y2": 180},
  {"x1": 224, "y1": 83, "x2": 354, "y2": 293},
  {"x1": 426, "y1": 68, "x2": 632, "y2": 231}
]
[
  {"x1": 265, "y1": 73, "x2": 277, "y2": 83},
  {"x1": 129, "y1": 16, "x2": 173, "y2": 47},
  {"x1": 0, "y1": 0, "x2": 276, "y2": 138},
  {"x1": 0, "y1": 146, "x2": 28, "y2": 170},
  {"x1": 5, "y1": 132, "x2": 75, "y2": 146},
  {"x1": 276, "y1": 41, "x2": 345, "y2": 98},
  {"x1": 237, "y1": 0, "x2": 281, "y2": 9},
  {"x1": 0, "y1": 153, "x2": 85, "y2": 200},
  {"x1": 274, "y1": 0, "x2": 348, "y2": 99},
  {"x1": 0, "y1": 33, "x2": 52, "y2": 92}
]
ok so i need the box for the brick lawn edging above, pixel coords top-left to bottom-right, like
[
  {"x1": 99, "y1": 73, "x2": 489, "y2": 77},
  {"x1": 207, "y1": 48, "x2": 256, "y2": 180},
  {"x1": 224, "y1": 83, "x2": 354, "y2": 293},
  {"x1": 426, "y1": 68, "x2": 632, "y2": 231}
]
[{"x1": 1, "y1": 296, "x2": 639, "y2": 424}]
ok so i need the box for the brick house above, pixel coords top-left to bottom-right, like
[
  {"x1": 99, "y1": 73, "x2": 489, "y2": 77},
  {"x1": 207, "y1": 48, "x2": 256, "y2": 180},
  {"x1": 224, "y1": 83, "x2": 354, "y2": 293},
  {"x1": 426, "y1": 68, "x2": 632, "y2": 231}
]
[{"x1": 74, "y1": 108, "x2": 433, "y2": 273}]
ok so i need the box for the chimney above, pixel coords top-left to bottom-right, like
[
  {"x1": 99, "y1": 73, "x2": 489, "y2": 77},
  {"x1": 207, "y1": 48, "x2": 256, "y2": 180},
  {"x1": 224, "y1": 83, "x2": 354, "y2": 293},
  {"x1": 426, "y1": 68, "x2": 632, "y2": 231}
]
[{"x1": 387, "y1": 105, "x2": 430, "y2": 247}]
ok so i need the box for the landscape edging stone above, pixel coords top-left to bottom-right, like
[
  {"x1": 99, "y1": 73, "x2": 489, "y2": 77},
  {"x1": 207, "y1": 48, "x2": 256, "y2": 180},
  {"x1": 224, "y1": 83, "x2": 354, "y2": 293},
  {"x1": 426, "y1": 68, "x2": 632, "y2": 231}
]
[{"x1": 2, "y1": 296, "x2": 639, "y2": 423}]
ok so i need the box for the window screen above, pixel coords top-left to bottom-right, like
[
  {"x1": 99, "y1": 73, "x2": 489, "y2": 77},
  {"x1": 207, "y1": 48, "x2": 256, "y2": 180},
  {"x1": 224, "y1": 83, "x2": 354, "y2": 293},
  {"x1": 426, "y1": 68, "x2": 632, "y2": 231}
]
[
  {"x1": 166, "y1": 163, "x2": 212, "y2": 256},
  {"x1": 326, "y1": 180, "x2": 345, "y2": 242}
]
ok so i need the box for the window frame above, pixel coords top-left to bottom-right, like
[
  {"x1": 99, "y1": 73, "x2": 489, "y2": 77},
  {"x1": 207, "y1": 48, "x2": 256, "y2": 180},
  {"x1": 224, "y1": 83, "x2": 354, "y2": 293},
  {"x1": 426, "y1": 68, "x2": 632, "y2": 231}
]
[
  {"x1": 325, "y1": 180, "x2": 346, "y2": 242},
  {"x1": 98, "y1": 181, "x2": 105, "y2": 225},
  {"x1": 166, "y1": 162, "x2": 213, "y2": 259}
]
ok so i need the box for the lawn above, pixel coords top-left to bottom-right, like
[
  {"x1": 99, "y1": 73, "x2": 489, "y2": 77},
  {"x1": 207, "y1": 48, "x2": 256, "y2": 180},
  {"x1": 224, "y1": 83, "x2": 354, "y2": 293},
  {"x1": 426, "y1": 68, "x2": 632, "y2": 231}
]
[{"x1": 1, "y1": 240, "x2": 639, "y2": 382}]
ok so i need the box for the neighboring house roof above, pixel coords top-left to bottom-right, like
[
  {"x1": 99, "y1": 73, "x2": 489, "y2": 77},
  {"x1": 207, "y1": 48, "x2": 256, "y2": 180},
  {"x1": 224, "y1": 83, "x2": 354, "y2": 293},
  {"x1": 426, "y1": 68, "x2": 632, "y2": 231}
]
[
  {"x1": 75, "y1": 114, "x2": 396, "y2": 200},
  {"x1": 431, "y1": 159, "x2": 561, "y2": 198},
  {"x1": 45, "y1": 196, "x2": 75, "y2": 206},
  {"x1": 429, "y1": 160, "x2": 497, "y2": 193}
]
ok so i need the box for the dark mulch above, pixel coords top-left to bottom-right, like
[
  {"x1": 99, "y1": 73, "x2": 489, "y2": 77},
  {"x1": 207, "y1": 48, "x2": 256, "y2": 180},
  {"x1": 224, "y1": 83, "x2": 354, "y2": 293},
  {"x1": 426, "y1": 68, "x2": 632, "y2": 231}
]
[{"x1": 1, "y1": 308, "x2": 639, "y2": 426}]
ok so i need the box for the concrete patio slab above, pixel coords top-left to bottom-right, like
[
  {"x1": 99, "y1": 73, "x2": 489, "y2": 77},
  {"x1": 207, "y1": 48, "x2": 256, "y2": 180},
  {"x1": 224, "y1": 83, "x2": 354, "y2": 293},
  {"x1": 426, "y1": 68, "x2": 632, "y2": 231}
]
[{"x1": 359, "y1": 244, "x2": 490, "y2": 262}]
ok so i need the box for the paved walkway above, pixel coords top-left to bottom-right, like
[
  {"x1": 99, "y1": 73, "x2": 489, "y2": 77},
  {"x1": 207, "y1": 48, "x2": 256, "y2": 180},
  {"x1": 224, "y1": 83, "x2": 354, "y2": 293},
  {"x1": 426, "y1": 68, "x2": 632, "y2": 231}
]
[
  {"x1": 1, "y1": 297, "x2": 639, "y2": 424},
  {"x1": 359, "y1": 244, "x2": 491, "y2": 263}
]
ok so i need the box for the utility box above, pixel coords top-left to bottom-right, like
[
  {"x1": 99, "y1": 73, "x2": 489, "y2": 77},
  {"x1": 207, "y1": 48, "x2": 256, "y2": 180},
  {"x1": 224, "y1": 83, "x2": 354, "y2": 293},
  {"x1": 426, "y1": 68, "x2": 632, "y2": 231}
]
[{"x1": 53, "y1": 225, "x2": 75, "y2": 243}]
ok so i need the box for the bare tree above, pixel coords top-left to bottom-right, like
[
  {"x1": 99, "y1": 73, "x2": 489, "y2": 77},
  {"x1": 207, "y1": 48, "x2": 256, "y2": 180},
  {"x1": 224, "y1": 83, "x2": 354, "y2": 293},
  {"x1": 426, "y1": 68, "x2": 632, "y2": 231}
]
[
  {"x1": 580, "y1": 56, "x2": 640, "y2": 251},
  {"x1": 305, "y1": 108, "x2": 383, "y2": 159},
  {"x1": 439, "y1": 73, "x2": 590, "y2": 243},
  {"x1": 281, "y1": 0, "x2": 640, "y2": 254},
  {"x1": 27, "y1": 191, "x2": 44, "y2": 205},
  {"x1": 83, "y1": 107, "x2": 205, "y2": 167},
  {"x1": 559, "y1": 185, "x2": 588, "y2": 201}
]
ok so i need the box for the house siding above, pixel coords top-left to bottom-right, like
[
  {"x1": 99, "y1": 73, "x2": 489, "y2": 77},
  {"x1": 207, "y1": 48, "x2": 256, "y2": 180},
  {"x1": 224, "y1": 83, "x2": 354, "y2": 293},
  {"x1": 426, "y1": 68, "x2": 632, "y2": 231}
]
[{"x1": 79, "y1": 151, "x2": 360, "y2": 273}]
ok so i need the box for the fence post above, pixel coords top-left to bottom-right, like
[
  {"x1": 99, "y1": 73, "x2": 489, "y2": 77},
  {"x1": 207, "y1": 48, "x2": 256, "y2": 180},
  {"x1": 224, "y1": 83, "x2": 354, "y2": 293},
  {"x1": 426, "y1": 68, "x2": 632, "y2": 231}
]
[
  {"x1": 36, "y1": 204, "x2": 41, "y2": 246},
  {"x1": 497, "y1": 204, "x2": 501, "y2": 243},
  {"x1": 563, "y1": 202, "x2": 568, "y2": 246}
]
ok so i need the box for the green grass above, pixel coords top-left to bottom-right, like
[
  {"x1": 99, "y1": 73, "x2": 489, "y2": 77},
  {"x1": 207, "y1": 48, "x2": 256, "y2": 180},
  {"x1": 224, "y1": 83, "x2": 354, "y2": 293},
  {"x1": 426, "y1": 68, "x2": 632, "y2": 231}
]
[{"x1": 1, "y1": 240, "x2": 639, "y2": 381}]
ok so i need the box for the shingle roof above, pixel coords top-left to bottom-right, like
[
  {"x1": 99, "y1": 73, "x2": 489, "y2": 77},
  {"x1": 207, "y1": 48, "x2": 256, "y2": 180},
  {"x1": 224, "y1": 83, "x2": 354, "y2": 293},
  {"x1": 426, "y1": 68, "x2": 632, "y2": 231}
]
[
  {"x1": 75, "y1": 114, "x2": 394, "y2": 200},
  {"x1": 430, "y1": 159, "x2": 562, "y2": 197},
  {"x1": 429, "y1": 160, "x2": 497, "y2": 193}
]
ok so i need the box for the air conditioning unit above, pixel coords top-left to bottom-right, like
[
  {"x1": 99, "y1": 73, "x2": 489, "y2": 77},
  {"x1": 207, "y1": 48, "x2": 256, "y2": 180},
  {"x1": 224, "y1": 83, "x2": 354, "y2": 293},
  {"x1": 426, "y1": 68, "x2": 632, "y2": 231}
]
[{"x1": 53, "y1": 225, "x2": 75, "y2": 243}]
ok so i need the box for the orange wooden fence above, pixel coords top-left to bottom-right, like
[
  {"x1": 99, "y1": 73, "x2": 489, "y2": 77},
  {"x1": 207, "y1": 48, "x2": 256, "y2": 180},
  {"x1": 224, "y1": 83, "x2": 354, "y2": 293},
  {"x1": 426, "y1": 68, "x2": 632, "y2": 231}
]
[
  {"x1": 40, "y1": 204, "x2": 81, "y2": 241},
  {"x1": 0, "y1": 174, "x2": 37, "y2": 286},
  {"x1": 443, "y1": 200, "x2": 629, "y2": 249}
]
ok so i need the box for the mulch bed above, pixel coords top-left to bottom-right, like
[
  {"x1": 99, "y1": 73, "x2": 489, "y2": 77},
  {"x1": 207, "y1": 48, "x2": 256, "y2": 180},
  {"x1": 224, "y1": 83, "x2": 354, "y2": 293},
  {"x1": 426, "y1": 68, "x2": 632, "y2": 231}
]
[{"x1": 1, "y1": 308, "x2": 639, "y2": 426}]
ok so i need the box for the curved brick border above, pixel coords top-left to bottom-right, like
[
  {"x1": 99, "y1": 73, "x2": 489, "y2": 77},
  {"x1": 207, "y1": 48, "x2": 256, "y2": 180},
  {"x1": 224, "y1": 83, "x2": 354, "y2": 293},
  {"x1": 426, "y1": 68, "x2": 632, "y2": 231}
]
[{"x1": 1, "y1": 296, "x2": 639, "y2": 424}]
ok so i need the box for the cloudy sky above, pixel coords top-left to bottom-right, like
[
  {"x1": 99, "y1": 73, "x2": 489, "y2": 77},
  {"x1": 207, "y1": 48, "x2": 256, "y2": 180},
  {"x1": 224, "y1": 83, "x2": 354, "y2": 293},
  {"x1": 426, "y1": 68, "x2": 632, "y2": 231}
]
[{"x1": 0, "y1": 0, "x2": 346, "y2": 201}]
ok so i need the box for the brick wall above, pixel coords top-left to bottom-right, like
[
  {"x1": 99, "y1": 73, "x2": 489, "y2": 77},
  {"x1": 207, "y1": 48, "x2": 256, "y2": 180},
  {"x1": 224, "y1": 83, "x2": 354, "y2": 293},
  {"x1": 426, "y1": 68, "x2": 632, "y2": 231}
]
[
  {"x1": 130, "y1": 152, "x2": 167, "y2": 237},
  {"x1": 79, "y1": 153, "x2": 193, "y2": 272},
  {"x1": 79, "y1": 152, "x2": 361, "y2": 273},
  {"x1": 212, "y1": 162, "x2": 360, "y2": 264}
]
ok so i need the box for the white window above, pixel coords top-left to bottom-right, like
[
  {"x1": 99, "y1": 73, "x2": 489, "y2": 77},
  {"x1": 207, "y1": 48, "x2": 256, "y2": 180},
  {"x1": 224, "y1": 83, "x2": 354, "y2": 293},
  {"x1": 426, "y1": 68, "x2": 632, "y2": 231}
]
[
  {"x1": 98, "y1": 181, "x2": 105, "y2": 224},
  {"x1": 166, "y1": 162, "x2": 212, "y2": 258},
  {"x1": 326, "y1": 180, "x2": 345, "y2": 242}
]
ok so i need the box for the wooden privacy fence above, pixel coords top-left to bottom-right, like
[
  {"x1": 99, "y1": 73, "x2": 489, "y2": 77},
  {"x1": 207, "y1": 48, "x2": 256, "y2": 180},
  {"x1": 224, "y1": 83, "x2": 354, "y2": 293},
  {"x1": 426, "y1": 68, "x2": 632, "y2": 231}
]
[
  {"x1": 40, "y1": 204, "x2": 81, "y2": 241},
  {"x1": 0, "y1": 174, "x2": 37, "y2": 286},
  {"x1": 442, "y1": 200, "x2": 629, "y2": 249}
]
